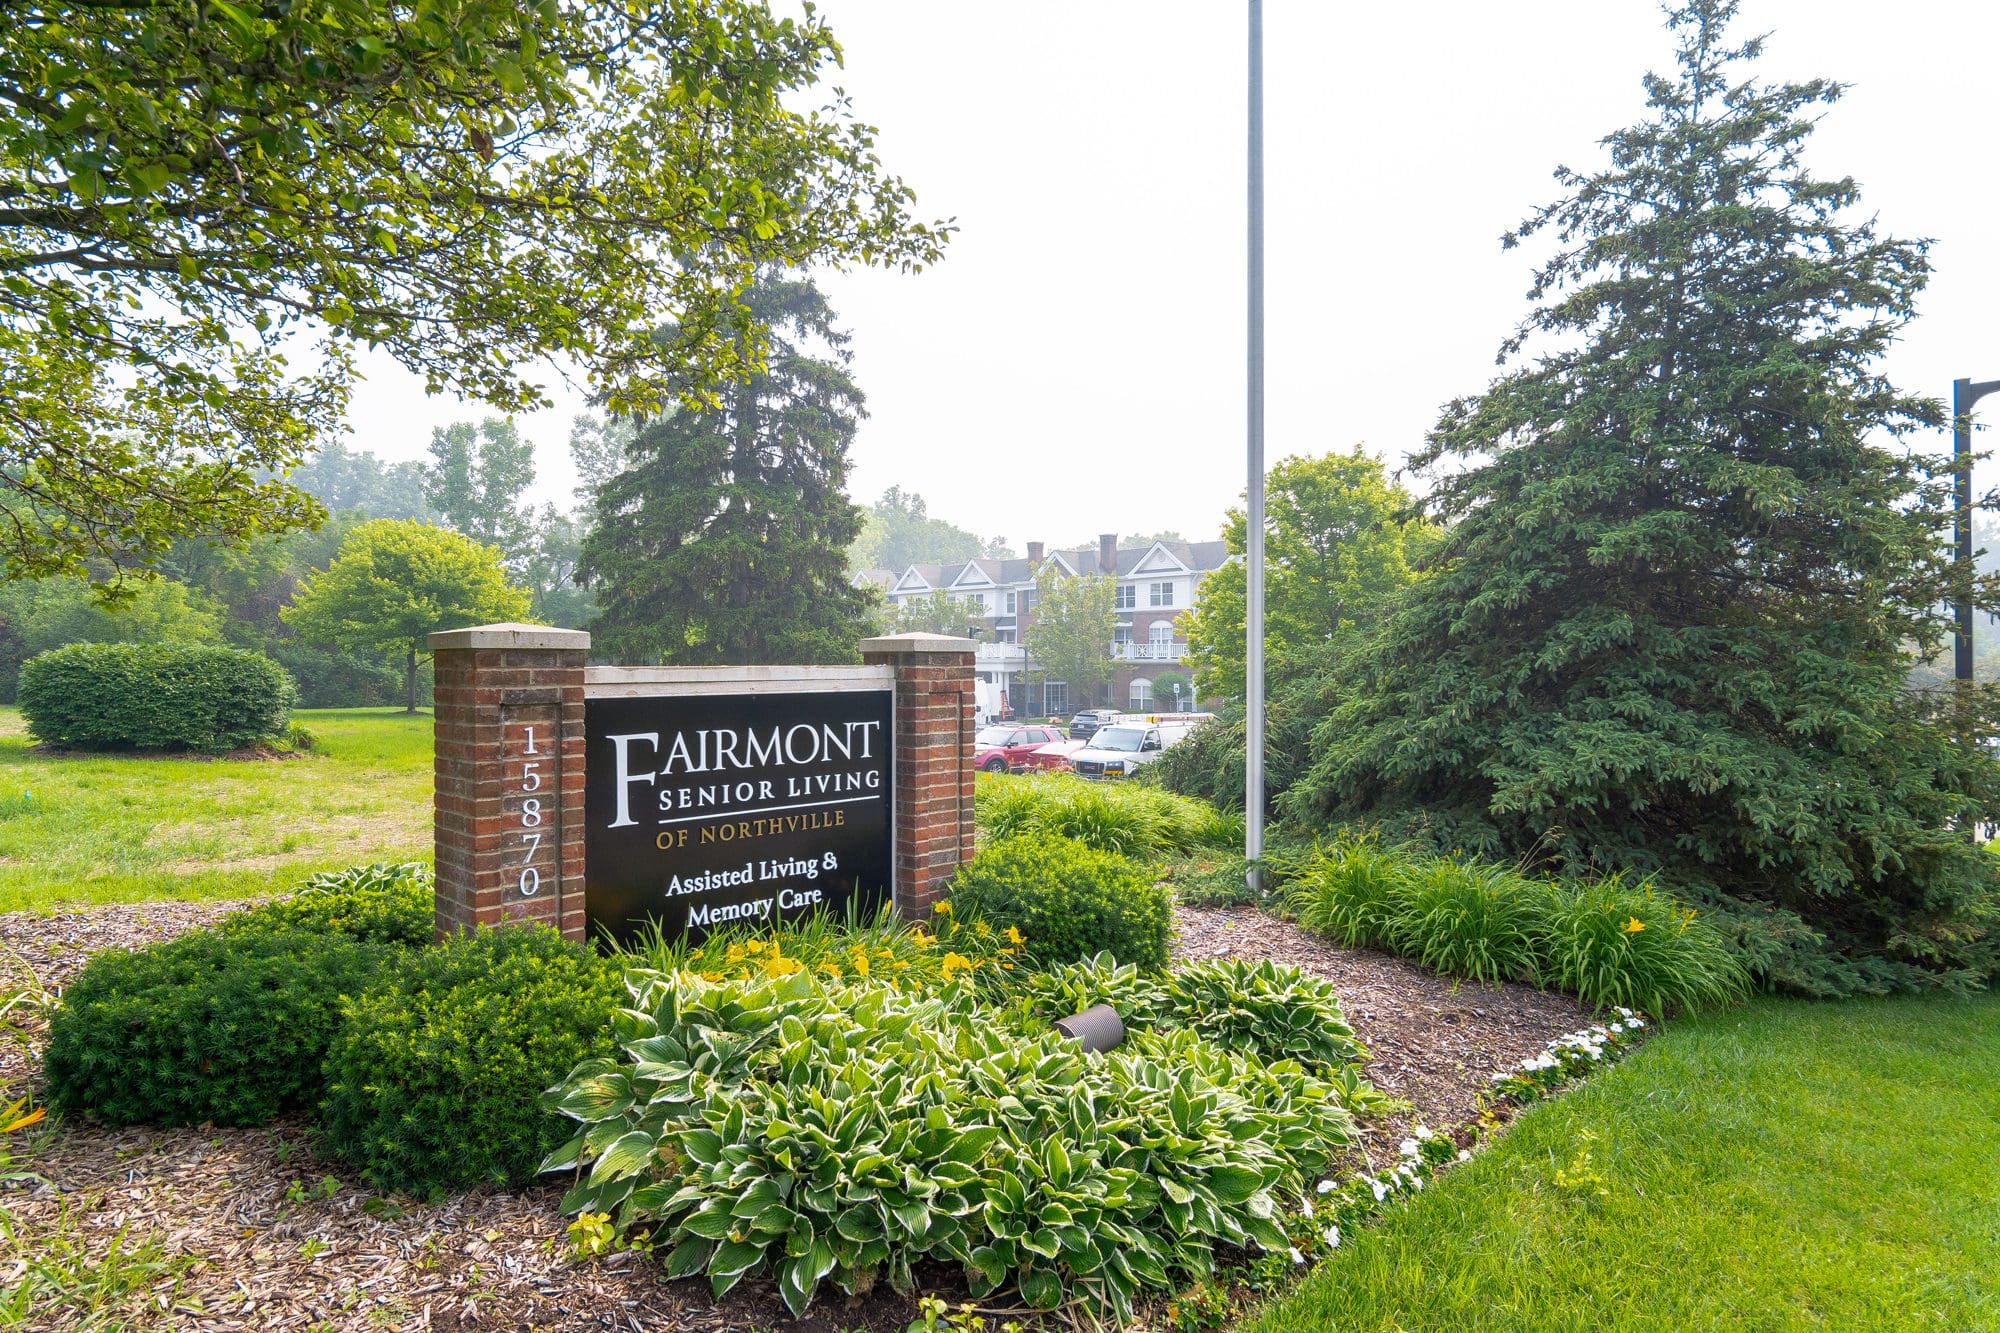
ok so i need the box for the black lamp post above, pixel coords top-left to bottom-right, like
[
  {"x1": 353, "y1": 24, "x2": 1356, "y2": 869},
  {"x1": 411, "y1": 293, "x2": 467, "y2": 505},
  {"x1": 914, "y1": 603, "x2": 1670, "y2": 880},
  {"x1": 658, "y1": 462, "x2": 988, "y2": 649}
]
[{"x1": 1955, "y1": 376, "x2": 2000, "y2": 683}]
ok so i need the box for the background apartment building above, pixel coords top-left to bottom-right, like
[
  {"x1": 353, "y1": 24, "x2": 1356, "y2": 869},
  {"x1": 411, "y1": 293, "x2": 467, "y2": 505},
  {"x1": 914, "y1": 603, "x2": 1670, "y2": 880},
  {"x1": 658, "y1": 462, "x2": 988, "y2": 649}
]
[{"x1": 864, "y1": 534, "x2": 1229, "y2": 718}]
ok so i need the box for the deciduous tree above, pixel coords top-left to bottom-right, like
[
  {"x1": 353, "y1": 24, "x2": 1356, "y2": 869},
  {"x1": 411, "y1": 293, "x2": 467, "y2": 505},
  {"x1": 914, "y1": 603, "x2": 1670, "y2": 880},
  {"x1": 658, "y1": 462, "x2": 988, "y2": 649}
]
[
  {"x1": 849, "y1": 488, "x2": 1007, "y2": 572},
  {"x1": 1183, "y1": 449, "x2": 1435, "y2": 702},
  {"x1": 283, "y1": 519, "x2": 530, "y2": 711},
  {"x1": 423, "y1": 418, "x2": 536, "y2": 560},
  {"x1": 1023, "y1": 565, "x2": 1115, "y2": 707},
  {"x1": 0, "y1": 1, "x2": 946, "y2": 587},
  {"x1": 887, "y1": 589, "x2": 984, "y2": 635},
  {"x1": 1286, "y1": 0, "x2": 2000, "y2": 995}
]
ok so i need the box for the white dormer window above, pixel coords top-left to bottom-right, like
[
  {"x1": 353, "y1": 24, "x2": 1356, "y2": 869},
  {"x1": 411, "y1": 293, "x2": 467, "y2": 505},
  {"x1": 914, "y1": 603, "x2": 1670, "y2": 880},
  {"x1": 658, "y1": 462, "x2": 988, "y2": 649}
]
[{"x1": 1149, "y1": 581, "x2": 1174, "y2": 607}]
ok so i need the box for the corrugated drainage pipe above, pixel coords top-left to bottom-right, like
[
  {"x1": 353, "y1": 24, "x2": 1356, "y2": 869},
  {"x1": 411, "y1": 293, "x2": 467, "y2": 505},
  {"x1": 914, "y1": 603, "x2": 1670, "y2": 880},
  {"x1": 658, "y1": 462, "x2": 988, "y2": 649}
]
[{"x1": 1053, "y1": 1003, "x2": 1125, "y2": 1053}]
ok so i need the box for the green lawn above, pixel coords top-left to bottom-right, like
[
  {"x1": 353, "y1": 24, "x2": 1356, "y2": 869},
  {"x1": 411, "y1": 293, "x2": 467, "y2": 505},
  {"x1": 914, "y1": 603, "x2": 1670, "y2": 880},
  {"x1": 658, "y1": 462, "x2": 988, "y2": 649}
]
[
  {"x1": 0, "y1": 708, "x2": 432, "y2": 911},
  {"x1": 1247, "y1": 993, "x2": 2000, "y2": 1331}
]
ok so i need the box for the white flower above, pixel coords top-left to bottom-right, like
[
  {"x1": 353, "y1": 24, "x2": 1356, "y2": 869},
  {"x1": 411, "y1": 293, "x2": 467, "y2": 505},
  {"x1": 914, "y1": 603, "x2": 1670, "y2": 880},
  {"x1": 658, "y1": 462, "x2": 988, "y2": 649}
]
[
  {"x1": 1410, "y1": 1174, "x2": 1423, "y2": 1190},
  {"x1": 1370, "y1": 1178, "x2": 1391, "y2": 1202},
  {"x1": 1456, "y1": 1149, "x2": 1471, "y2": 1162},
  {"x1": 1322, "y1": 1224, "x2": 1341, "y2": 1248},
  {"x1": 1398, "y1": 1137, "x2": 1420, "y2": 1158},
  {"x1": 1413, "y1": 1124, "x2": 1435, "y2": 1140},
  {"x1": 1316, "y1": 1178, "x2": 1337, "y2": 1195},
  {"x1": 1301, "y1": 1198, "x2": 1315, "y2": 1219},
  {"x1": 1290, "y1": 1247, "x2": 1305, "y2": 1265}
]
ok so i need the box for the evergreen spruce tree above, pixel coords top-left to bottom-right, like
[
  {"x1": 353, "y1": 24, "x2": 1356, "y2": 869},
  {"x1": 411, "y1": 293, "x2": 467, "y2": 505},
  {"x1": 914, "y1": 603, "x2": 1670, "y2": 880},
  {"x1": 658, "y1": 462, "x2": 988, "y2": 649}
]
[
  {"x1": 578, "y1": 274, "x2": 873, "y2": 665},
  {"x1": 1287, "y1": 0, "x2": 2000, "y2": 995}
]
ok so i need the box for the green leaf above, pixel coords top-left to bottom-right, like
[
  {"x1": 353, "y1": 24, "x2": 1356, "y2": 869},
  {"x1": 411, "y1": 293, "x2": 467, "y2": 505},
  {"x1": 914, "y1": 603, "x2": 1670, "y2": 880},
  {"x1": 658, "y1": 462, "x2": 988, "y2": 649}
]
[
  {"x1": 1019, "y1": 1265, "x2": 1063, "y2": 1309},
  {"x1": 1207, "y1": 1164, "x2": 1263, "y2": 1205},
  {"x1": 586, "y1": 1130, "x2": 657, "y2": 1184}
]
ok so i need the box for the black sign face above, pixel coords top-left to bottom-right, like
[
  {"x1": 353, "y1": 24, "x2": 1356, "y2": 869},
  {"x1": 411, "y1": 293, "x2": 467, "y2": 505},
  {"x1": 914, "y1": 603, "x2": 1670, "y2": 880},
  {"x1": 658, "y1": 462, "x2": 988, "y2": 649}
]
[{"x1": 583, "y1": 689, "x2": 894, "y2": 944}]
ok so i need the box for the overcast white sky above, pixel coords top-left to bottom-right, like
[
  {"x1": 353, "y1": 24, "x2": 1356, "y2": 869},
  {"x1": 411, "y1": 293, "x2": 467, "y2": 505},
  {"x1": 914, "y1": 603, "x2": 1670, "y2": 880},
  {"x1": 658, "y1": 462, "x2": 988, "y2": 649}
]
[{"x1": 341, "y1": 0, "x2": 2000, "y2": 552}]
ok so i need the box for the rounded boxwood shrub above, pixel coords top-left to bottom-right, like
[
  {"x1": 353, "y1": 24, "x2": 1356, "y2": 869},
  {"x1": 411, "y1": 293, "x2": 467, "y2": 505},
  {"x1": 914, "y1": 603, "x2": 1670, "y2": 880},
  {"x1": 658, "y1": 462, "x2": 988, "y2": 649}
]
[
  {"x1": 18, "y1": 641, "x2": 296, "y2": 752},
  {"x1": 223, "y1": 862, "x2": 434, "y2": 947},
  {"x1": 318, "y1": 925, "x2": 624, "y2": 1198},
  {"x1": 946, "y1": 833, "x2": 1172, "y2": 969},
  {"x1": 43, "y1": 926, "x2": 395, "y2": 1126}
]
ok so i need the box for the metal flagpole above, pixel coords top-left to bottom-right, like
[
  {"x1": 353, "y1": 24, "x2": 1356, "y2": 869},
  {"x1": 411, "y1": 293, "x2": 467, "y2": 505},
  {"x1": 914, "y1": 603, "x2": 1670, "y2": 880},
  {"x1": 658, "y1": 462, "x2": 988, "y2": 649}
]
[
  {"x1": 1956, "y1": 376, "x2": 2000, "y2": 685},
  {"x1": 1245, "y1": 0, "x2": 1266, "y2": 892}
]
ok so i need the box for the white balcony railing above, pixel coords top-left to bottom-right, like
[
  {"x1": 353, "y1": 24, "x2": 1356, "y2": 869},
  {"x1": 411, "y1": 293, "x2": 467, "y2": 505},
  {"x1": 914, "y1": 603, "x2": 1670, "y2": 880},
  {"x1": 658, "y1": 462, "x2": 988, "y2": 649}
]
[{"x1": 1111, "y1": 640, "x2": 1188, "y2": 662}]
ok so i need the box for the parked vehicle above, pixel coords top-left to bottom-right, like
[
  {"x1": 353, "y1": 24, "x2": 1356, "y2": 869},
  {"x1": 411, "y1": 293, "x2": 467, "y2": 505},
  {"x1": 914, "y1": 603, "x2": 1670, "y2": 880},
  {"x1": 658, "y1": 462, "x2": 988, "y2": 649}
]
[
  {"x1": 1069, "y1": 712, "x2": 1215, "y2": 779},
  {"x1": 1066, "y1": 708, "x2": 1120, "y2": 741},
  {"x1": 973, "y1": 723, "x2": 1069, "y2": 774}
]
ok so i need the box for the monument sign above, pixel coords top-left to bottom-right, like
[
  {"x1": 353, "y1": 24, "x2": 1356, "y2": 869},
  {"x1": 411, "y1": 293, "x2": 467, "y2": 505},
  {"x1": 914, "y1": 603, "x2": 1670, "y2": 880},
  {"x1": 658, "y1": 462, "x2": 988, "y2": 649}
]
[{"x1": 429, "y1": 627, "x2": 974, "y2": 944}]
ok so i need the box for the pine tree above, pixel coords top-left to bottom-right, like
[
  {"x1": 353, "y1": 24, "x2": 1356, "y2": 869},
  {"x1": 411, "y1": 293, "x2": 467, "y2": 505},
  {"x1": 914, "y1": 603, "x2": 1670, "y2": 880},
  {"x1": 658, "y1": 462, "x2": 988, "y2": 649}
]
[
  {"x1": 1286, "y1": 0, "x2": 2000, "y2": 995},
  {"x1": 578, "y1": 274, "x2": 873, "y2": 665}
]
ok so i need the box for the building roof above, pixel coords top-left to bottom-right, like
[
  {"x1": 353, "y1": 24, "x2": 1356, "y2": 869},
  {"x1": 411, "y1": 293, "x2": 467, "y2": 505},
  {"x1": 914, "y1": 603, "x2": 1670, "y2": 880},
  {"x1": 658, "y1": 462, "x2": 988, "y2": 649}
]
[{"x1": 887, "y1": 538, "x2": 1230, "y2": 594}]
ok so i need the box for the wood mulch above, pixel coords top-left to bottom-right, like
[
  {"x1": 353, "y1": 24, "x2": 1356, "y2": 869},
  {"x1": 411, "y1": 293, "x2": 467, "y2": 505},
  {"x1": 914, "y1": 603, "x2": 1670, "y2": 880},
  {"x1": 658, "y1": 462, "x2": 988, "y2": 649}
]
[{"x1": 1, "y1": 898, "x2": 1594, "y2": 1331}]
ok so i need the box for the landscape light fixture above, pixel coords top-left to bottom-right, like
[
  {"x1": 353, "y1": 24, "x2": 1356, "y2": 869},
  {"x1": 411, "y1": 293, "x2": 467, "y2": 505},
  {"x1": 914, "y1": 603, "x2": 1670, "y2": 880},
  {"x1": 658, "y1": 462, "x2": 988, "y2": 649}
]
[
  {"x1": 1955, "y1": 376, "x2": 2000, "y2": 683},
  {"x1": 1245, "y1": 0, "x2": 1267, "y2": 893}
]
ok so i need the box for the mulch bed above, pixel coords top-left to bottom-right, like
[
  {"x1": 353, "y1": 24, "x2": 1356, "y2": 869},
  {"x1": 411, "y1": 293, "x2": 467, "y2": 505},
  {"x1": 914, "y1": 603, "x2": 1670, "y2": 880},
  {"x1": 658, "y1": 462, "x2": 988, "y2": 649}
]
[{"x1": 1, "y1": 898, "x2": 1592, "y2": 1331}]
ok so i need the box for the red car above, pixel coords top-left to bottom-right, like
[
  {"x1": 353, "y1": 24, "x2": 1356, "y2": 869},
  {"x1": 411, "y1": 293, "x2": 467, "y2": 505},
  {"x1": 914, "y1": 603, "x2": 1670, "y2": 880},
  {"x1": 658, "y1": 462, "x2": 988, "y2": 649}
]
[{"x1": 974, "y1": 724, "x2": 1067, "y2": 774}]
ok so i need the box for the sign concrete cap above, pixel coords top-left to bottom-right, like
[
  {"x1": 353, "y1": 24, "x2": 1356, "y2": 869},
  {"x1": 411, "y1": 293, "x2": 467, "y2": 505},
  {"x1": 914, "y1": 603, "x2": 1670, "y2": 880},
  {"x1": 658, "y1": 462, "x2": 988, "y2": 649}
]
[
  {"x1": 857, "y1": 632, "x2": 977, "y2": 654},
  {"x1": 427, "y1": 622, "x2": 592, "y2": 651}
]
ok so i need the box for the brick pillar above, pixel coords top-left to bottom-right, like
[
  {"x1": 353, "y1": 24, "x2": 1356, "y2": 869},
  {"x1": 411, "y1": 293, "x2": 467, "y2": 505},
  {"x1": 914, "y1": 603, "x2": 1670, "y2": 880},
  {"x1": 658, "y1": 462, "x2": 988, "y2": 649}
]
[
  {"x1": 860, "y1": 633, "x2": 977, "y2": 918},
  {"x1": 430, "y1": 624, "x2": 590, "y2": 942}
]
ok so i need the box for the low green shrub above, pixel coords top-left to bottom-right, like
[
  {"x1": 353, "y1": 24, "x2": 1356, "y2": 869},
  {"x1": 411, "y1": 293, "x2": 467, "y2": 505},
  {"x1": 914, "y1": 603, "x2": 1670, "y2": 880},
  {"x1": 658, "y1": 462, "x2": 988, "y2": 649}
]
[
  {"x1": 1535, "y1": 877, "x2": 1747, "y2": 1015},
  {"x1": 318, "y1": 925, "x2": 623, "y2": 1198},
  {"x1": 545, "y1": 968, "x2": 1357, "y2": 1321},
  {"x1": 1385, "y1": 860, "x2": 1546, "y2": 985},
  {"x1": 946, "y1": 833, "x2": 1172, "y2": 969},
  {"x1": 18, "y1": 642, "x2": 295, "y2": 752},
  {"x1": 1162, "y1": 851, "x2": 1259, "y2": 907},
  {"x1": 43, "y1": 927, "x2": 393, "y2": 1126},
  {"x1": 1284, "y1": 837, "x2": 1408, "y2": 949},
  {"x1": 975, "y1": 772, "x2": 1237, "y2": 858},
  {"x1": 222, "y1": 862, "x2": 433, "y2": 946}
]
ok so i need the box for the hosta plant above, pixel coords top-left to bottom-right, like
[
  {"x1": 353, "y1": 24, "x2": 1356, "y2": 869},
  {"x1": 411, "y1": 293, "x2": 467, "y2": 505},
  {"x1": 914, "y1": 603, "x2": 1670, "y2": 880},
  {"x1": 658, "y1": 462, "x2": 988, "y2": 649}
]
[
  {"x1": 543, "y1": 968, "x2": 1358, "y2": 1320},
  {"x1": 221, "y1": 861, "x2": 434, "y2": 947},
  {"x1": 1002, "y1": 954, "x2": 1369, "y2": 1077}
]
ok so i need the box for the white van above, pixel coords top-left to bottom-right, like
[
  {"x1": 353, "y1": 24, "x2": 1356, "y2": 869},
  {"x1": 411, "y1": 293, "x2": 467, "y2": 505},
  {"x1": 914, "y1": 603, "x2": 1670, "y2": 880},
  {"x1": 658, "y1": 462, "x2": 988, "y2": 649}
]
[{"x1": 1068, "y1": 712, "x2": 1216, "y2": 780}]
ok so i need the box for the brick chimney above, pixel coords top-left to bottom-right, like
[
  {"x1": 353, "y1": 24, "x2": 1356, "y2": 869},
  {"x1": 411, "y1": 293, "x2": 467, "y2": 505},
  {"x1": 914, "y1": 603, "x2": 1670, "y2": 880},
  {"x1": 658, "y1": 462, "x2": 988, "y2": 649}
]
[
  {"x1": 1027, "y1": 541, "x2": 1044, "y2": 564},
  {"x1": 1098, "y1": 533, "x2": 1118, "y2": 576}
]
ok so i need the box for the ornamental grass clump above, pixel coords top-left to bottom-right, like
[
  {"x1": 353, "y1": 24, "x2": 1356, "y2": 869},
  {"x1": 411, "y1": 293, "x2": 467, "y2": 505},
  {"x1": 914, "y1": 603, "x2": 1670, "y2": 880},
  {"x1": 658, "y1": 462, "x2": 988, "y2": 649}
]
[
  {"x1": 1385, "y1": 860, "x2": 1547, "y2": 985},
  {"x1": 221, "y1": 861, "x2": 434, "y2": 946},
  {"x1": 946, "y1": 832, "x2": 1172, "y2": 969},
  {"x1": 1534, "y1": 876, "x2": 1746, "y2": 1016},
  {"x1": 1284, "y1": 840, "x2": 1743, "y2": 1015},
  {"x1": 43, "y1": 927, "x2": 394, "y2": 1126},
  {"x1": 544, "y1": 968, "x2": 1359, "y2": 1321},
  {"x1": 318, "y1": 925, "x2": 623, "y2": 1198},
  {"x1": 974, "y1": 772, "x2": 1236, "y2": 858},
  {"x1": 1284, "y1": 837, "x2": 1408, "y2": 949}
]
